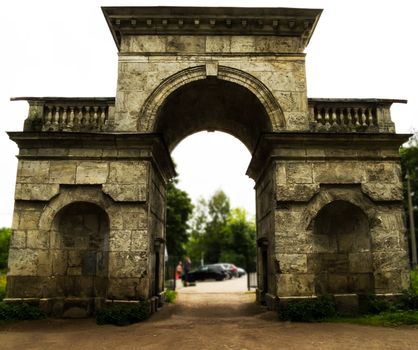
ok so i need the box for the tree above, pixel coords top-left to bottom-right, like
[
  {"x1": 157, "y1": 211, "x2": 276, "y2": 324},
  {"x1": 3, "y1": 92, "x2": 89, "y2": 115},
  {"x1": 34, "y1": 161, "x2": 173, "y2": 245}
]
[
  {"x1": 222, "y1": 208, "x2": 256, "y2": 271},
  {"x1": 165, "y1": 179, "x2": 193, "y2": 259},
  {"x1": 203, "y1": 190, "x2": 230, "y2": 264},
  {"x1": 0, "y1": 228, "x2": 11, "y2": 270},
  {"x1": 185, "y1": 190, "x2": 256, "y2": 269}
]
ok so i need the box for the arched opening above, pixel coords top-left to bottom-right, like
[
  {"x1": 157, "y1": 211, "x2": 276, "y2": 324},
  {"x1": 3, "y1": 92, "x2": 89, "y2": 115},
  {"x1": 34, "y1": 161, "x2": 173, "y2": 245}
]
[
  {"x1": 52, "y1": 202, "x2": 109, "y2": 299},
  {"x1": 154, "y1": 77, "x2": 272, "y2": 152},
  {"x1": 167, "y1": 131, "x2": 257, "y2": 294},
  {"x1": 152, "y1": 71, "x2": 277, "y2": 302},
  {"x1": 312, "y1": 200, "x2": 373, "y2": 294}
]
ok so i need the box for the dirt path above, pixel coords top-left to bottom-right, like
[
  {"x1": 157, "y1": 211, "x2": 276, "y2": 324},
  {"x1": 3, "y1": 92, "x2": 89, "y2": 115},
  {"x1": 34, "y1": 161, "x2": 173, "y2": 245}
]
[{"x1": 1, "y1": 291, "x2": 418, "y2": 350}]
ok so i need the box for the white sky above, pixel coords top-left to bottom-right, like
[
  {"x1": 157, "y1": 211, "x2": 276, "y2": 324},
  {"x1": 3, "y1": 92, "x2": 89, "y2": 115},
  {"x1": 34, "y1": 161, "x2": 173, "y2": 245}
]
[{"x1": 0, "y1": 0, "x2": 417, "y2": 227}]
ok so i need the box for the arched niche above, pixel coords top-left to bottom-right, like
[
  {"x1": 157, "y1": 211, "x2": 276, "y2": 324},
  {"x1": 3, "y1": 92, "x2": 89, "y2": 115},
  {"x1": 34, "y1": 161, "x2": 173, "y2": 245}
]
[
  {"x1": 52, "y1": 201, "x2": 109, "y2": 298},
  {"x1": 312, "y1": 200, "x2": 374, "y2": 294}
]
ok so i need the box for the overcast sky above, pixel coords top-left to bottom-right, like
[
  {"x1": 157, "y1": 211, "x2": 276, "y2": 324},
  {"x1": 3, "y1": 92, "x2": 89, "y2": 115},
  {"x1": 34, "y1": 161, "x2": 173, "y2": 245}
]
[{"x1": 0, "y1": 0, "x2": 417, "y2": 227}]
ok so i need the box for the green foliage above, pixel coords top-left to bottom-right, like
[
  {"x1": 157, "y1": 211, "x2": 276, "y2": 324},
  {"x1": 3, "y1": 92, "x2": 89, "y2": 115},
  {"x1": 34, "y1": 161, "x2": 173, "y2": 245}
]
[
  {"x1": 0, "y1": 302, "x2": 46, "y2": 322},
  {"x1": 166, "y1": 179, "x2": 193, "y2": 258},
  {"x1": 96, "y1": 301, "x2": 150, "y2": 326},
  {"x1": 278, "y1": 296, "x2": 337, "y2": 322},
  {"x1": 0, "y1": 271, "x2": 6, "y2": 301},
  {"x1": 360, "y1": 294, "x2": 391, "y2": 315},
  {"x1": 331, "y1": 311, "x2": 418, "y2": 327},
  {"x1": 186, "y1": 191, "x2": 256, "y2": 270},
  {"x1": 411, "y1": 269, "x2": 418, "y2": 294},
  {"x1": 165, "y1": 289, "x2": 177, "y2": 304},
  {"x1": 0, "y1": 228, "x2": 11, "y2": 269},
  {"x1": 396, "y1": 290, "x2": 418, "y2": 310}
]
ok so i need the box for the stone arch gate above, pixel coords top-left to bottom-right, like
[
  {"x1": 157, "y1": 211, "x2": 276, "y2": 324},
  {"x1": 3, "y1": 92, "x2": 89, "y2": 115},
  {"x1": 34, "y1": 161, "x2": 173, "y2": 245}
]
[{"x1": 7, "y1": 7, "x2": 411, "y2": 316}]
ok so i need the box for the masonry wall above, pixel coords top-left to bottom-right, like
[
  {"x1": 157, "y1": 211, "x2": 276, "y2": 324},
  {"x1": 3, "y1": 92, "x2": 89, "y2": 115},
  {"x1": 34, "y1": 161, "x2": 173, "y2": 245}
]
[
  {"x1": 115, "y1": 35, "x2": 308, "y2": 133},
  {"x1": 6, "y1": 141, "x2": 169, "y2": 313},
  {"x1": 272, "y1": 144, "x2": 410, "y2": 298}
]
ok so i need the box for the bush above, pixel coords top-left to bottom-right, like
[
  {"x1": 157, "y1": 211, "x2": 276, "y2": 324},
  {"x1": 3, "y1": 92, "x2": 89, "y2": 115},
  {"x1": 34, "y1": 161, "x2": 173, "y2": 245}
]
[
  {"x1": 361, "y1": 294, "x2": 392, "y2": 315},
  {"x1": 411, "y1": 269, "x2": 418, "y2": 295},
  {"x1": 0, "y1": 302, "x2": 46, "y2": 321},
  {"x1": 396, "y1": 290, "x2": 418, "y2": 310},
  {"x1": 278, "y1": 295, "x2": 337, "y2": 322},
  {"x1": 0, "y1": 228, "x2": 11, "y2": 270},
  {"x1": 96, "y1": 301, "x2": 150, "y2": 326},
  {"x1": 0, "y1": 271, "x2": 6, "y2": 301},
  {"x1": 165, "y1": 289, "x2": 177, "y2": 304}
]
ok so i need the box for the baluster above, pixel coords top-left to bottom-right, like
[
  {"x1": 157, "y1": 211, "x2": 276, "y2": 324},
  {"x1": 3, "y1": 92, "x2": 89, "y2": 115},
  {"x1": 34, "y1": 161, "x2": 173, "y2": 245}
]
[
  {"x1": 366, "y1": 108, "x2": 374, "y2": 126},
  {"x1": 360, "y1": 108, "x2": 367, "y2": 126},
  {"x1": 86, "y1": 106, "x2": 92, "y2": 126},
  {"x1": 61, "y1": 107, "x2": 68, "y2": 127},
  {"x1": 346, "y1": 108, "x2": 353, "y2": 128},
  {"x1": 45, "y1": 106, "x2": 53, "y2": 126},
  {"x1": 353, "y1": 108, "x2": 360, "y2": 127},
  {"x1": 53, "y1": 107, "x2": 60, "y2": 126},
  {"x1": 75, "y1": 108, "x2": 82, "y2": 126},
  {"x1": 99, "y1": 107, "x2": 106, "y2": 127},
  {"x1": 324, "y1": 108, "x2": 330, "y2": 127},
  {"x1": 67, "y1": 107, "x2": 75, "y2": 128},
  {"x1": 331, "y1": 108, "x2": 337, "y2": 125},
  {"x1": 93, "y1": 106, "x2": 99, "y2": 127}
]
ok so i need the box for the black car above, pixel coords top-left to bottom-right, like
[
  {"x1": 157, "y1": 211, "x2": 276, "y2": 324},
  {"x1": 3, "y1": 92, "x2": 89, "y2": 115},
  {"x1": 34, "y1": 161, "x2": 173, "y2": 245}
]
[{"x1": 185, "y1": 264, "x2": 228, "y2": 282}]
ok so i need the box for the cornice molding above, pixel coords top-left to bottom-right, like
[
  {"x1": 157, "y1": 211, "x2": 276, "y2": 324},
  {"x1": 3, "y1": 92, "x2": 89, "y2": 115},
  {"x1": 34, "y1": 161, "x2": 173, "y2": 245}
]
[{"x1": 102, "y1": 6, "x2": 322, "y2": 51}]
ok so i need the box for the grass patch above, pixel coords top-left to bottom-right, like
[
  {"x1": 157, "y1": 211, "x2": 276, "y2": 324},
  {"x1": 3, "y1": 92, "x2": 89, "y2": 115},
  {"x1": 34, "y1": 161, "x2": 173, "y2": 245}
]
[
  {"x1": 165, "y1": 289, "x2": 177, "y2": 303},
  {"x1": 96, "y1": 301, "x2": 150, "y2": 326},
  {"x1": 326, "y1": 310, "x2": 418, "y2": 327}
]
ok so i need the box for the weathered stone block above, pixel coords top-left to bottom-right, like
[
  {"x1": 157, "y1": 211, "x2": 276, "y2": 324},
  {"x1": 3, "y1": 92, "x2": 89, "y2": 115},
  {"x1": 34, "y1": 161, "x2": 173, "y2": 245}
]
[
  {"x1": 108, "y1": 251, "x2": 148, "y2": 278},
  {"x1": 166, "y1": 35, "x2": 205, "y2": 53},
  {"x1": 285, "y1": 112, "x2": 309, "y2": 130},
  {"x1": 107, "y1": 277, "x2": 148, "y2": 300},
  {"x1": 277, "y1": 253, "x2": 307, "y2": 273},
  {"x1": 15, "y1": 184, "x2": 60, "y2": 201},
  {"x1": 76, "y1": 162, "x2": 109, "y2": 184},
  {"x1": 122, "y1": 35, "x2": 166, "y2": 53},
  {"x1": 52, "y1": 251, "x2": 68, "y2": 275},
  {"x1": 373, "y1": 251, "x2": 409, "y2": 272},
  {"x1": 131, "y1": 230, "x2": 148, "y2": 251},
  {"x1": 286, "y1": 163, "x2": 312, "y2": 184},
  {"x1": 8, "y1": 249, "x2": 38, "y2": 275},
  {"x1": 102, "y1": 184, "x2": 147, "y2": 202},
  {"x1": 361, "y1": 183, "x2": 403, "y2": 201},
  {"x1": 17, "y1": 160, "x2": 49, "y2": 184},
  {"x1": 10, "y1": 230, "x2": 26, "y2": 249},
  {"x1": 313, "y1": 162, "x2": 365, "y2": 183},
  {"x1": 276, "y1": 273, "x2": 314, "y2": 296},
  {"x1": 205, "y1": 36, "x2": 231, "y2": 52},
  {"x1": 366, "y1": 163, "x2": 400, "y2": 183},
  {"x1": 49, "y1": 161, "x2": 77, "y2": 184},
  {"x1": 276, "y1": 184, "x2": 319, "y2": 202},
  {"x1": 349, "y1": 252, "x2": 373, "y2": 273},
  {"x1": 108, "y1": 161, "x2": 148, "y2": 184},
  {"x1": 370, "y1": 228, "x2": 403, "y2": 251},
  {"x1": 109, "y1": 230, "x2": 131, "y2": 252},
  {"x1": 374, "y1": 270, "x2": 410, "y2": 293},
  {"x1": 18, "y1": 211, "x2": 41, "y2": 230},
  {"x1": 27, "y1": 230, "x2": 49, "y2": 249}
]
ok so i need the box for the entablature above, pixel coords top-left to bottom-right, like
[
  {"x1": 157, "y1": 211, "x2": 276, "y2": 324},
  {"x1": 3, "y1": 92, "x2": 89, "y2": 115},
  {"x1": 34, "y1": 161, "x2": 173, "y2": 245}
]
[{"x1": 102, "y1": 6, "x2": 322, "y2": 51}]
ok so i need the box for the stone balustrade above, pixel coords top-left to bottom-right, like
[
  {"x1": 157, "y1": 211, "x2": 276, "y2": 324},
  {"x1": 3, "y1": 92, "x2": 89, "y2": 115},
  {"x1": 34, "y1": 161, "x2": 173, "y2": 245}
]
[
  {"x1": 308, "y1": 98, "x2": 405, "y2": 133},
  {"x1": 12, "y1": 97, "x2": 115, "y2": 132}
]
